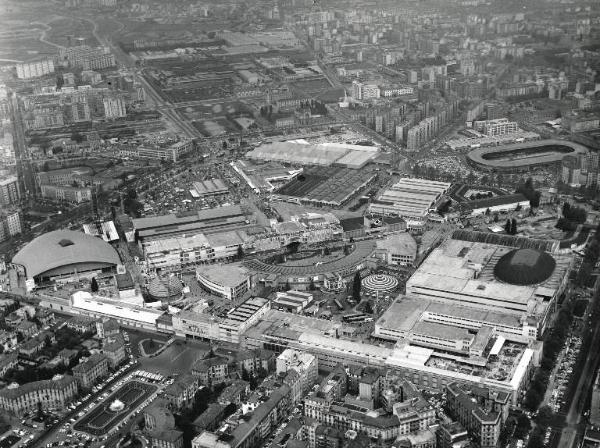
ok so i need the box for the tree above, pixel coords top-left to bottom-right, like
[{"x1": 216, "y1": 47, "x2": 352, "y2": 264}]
[
  {"x1": 510, "y1": 218, "x2": 517, "y2": 235},
  {"x1": 90, "y1": 277, "x2": 99, "y2": 293},
  {"x1": 284, "y1": 280, "x2": 291, "y2": 291},
  {"x1": 527, "y1": 426, "x2": 544, "y2": 448},
  {"x1": 237, "y1": 245, "x2": 244, "y2": 260},
  {"x1": 71, "y1": 132, "x2": 85, "y2": 143},
  {"x1": 536, "y1": 406, "x2": 554, "y2": 427},
  {"x1": 241, "y1": 367, "x2": 250, "y2": 381},
  {"x1": 309, "y1": 278, "x2": 316, "y2": 291},
  {"x1": 324, "y1": 247, "x2": 331, "y2": 256},
  {"x1": 485, "y1": 208, "x2": 491, "y2": 216},
  {"x1": 44, "y1": 334, "x2": 52, "y2": 348},
  {"x1": 127, "y1": 188, "x2": 137, "y2": 200},
  {"x1": 352, "y1": 271, "x2": 362, "y2": 302},
  {"x1": 514, "y1": 414, "x2": 531, "y2": 439},
  {"x1": 504, "y1": 219, "x2": 511, "y2": 234},
  {"x1": 493, "y1": 213, "x2": 499, "y2": 223},
  {"x1": 249, "y1": 373, "x2": 258, "y2": 390}
]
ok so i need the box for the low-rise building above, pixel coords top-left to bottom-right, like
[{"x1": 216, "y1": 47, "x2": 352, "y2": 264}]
[
  {"x1": 96, "y1": 318, "x2": 120, "y2": 339},
  {"x1": 102, "y1": 333, "x2": 127, "y2": 368},
  {"x1": 0, "y1": 330, "x2": 18, "y2": 352},
  {"x1": 16, "y1": 321, "x2": 38, "y2": 339},
  {"x1": 234, "y1": 349, "x2": 275, "y2": 377},
  {"x1": 273, "y1": 290, "x2": 314, "y2": 313},
  {"x1": 163, "y1": 374, "x2": 201, "y2": 411},
  {"x1": 0, "y1": 352, "x2": 19, "y2": 377},
  {"x1": 72, "y1": 353, "x2": 109, "y2": 389},
  {"x1": 436, "y1": 422, "x2": 470, "y2": 448},
  {"x1": 66, "y1": 315, "x2": 97, "y2": 334},
  {"x1": 375, "y1": 232, "x2": 417, "y2": 266},
  {"x1": 192, "y1": 356, "x2": 229, "y2": 385},
  {"x1": 0, "y1": 375, "x2": 78, "y2": 416},
  {"x1": 40, "y1": 184, "x2": 92, "y2": 204}
]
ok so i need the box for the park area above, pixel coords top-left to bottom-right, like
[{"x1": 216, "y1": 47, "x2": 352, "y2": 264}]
[{"x1": 74, "y1": 381, "x2": 156, "y2": 435}]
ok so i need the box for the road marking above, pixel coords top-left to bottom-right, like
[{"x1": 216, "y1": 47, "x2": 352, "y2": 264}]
[{"x1": 171, "y1": 346, "x2": 188, "y2": 363}]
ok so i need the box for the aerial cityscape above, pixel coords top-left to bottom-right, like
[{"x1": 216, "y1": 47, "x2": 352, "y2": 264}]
[{"x1": 0, "y1": 0, "x2": 599, "y2": 448}]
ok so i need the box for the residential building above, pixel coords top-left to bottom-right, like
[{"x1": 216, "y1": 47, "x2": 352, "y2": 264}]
[
  {"x1": 72, "y1": 353, "x2": 109, "y2": 389},
  {"x1": 276, "y1": 349, "x2": 318, "y2": 396},
  {"x1": 163, "y1": 374, "x2": 201, "y2": 411},
  {"x1": 16, "y1": 59, "x2": 55, "y2": 79},
  {"x1": 0, "y1": 352, "x2": 19, "y2": 377},
  {"x1": 0, "y1": 331, "x2": 18, "y2": 353},
  {"x1": 66, "y1": 315, "x2": 97, "y2": 334},
  {"x1": 352, "y1": 81, "x2": 380, "y2": 100},
  {"x1": 96, "y1": 318, "x2": 120, "y2": 339},
  {"x1": 436, "y1": 422, "x2": 470, "y2": 448},
  {"x1": 473, "y1": 118, "x2": 519, "y2": 136},
  {"x1": 102, "y1": 333, "x2": 127, "y2": 368},
  {"x1": 40, "y1": 184, "x2": 92, "y2": 204},
  {"x1": 445, "y1": 383, "x2": 510, "y2": 448},
  {"x1": 0, "y1": 210, "x2": 22, "y2": 243},
  {"x1": 0, "y1": 176, "x2": 20, "y2": 205},
  {"x1": 0, "y1": 375, "x2": 78, "y2": 416},
  {"x1": 192, "y1": 356, "x2": 229, "y2": 385},
  {"x1": 103, "y1": 95, "x2": 127, "y2": 118},
  {"x1": 234, "y1": 349, "x2": 275, "y2": 376},
  {"x1": 193, "y1": 384, "x2": 290, "y2": 448},
  {"x1": 16, "y1": 321, "x2": 38, "y2": 339}
]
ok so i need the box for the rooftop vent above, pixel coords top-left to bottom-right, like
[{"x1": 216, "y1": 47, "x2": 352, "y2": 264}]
[{"x1": 58, "y1": 239, "x2": 74, "y2": 247}]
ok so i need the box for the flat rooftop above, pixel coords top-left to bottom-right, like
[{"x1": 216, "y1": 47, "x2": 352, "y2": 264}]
[
  {"x1": 407, "y1": 239, "x2": 537, "y2": 307},
  {"x1": 375, "y1": 295, "x2": 523, "y2": 338},
  {"x1": 196, "y1": 263, "x2": 251, "y2": 288},
  {"x1": 410, "y1": 320, "x2": 472, "y2": 342}
]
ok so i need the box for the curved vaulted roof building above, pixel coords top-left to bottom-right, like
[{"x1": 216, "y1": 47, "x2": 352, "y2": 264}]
[{"x1": 12, "y1": 230, "x2": 120, "y2": 285}]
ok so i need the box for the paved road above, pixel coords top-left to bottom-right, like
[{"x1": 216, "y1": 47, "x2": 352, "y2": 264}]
[
  {"x1": 557, "y1": 278, "x2": 600, "y2": 448},
  {"x1": 8, "y1": 93, "x2": 36, "y2": 197},
  {"x1": 62, "y1": 12, "x2": 200, "y2": 139}
]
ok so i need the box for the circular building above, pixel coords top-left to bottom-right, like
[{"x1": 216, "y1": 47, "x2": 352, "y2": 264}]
[
  {"x1": 361, "y1": 274, "x2": 399, "y2": 295},
  {"x1": 12, "y1": 230, "x2": 120, "y2": 287},
  {"x1": 147, "y1": 275, "x2": 183, "y2": 302},
  {"x1": 494, "y1": 248, "x2": 556, "y2": 286},
  {"x1": 196, "y1": 264, "x2": 252, "y2": 301}
]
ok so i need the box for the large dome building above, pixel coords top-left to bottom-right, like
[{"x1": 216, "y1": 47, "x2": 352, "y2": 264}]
[
  {"x1": 12, "y1": 230, "x2": 120, "y2": 289},
  {"x1": 494, "y1": 248, "x2": 556, "y2": 286}
]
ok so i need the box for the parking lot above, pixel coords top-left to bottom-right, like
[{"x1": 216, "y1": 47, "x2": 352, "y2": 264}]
[{"x1": 34, "y1": 359, "x2": 139, "y2": 448}]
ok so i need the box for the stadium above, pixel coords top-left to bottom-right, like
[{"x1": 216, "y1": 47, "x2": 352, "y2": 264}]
[
  {"x1": 11, "y1": 230, "x2": 120, "y2": 288},
  {"x1": 466, "y1": 139, "x2": 588, "y2": 172},
  {"x1": 273, "y1": 167, "x2": 377, "y2": 207},
  {"x1": 74, "y1": 380, "x2": 156, "y2": 435}
]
